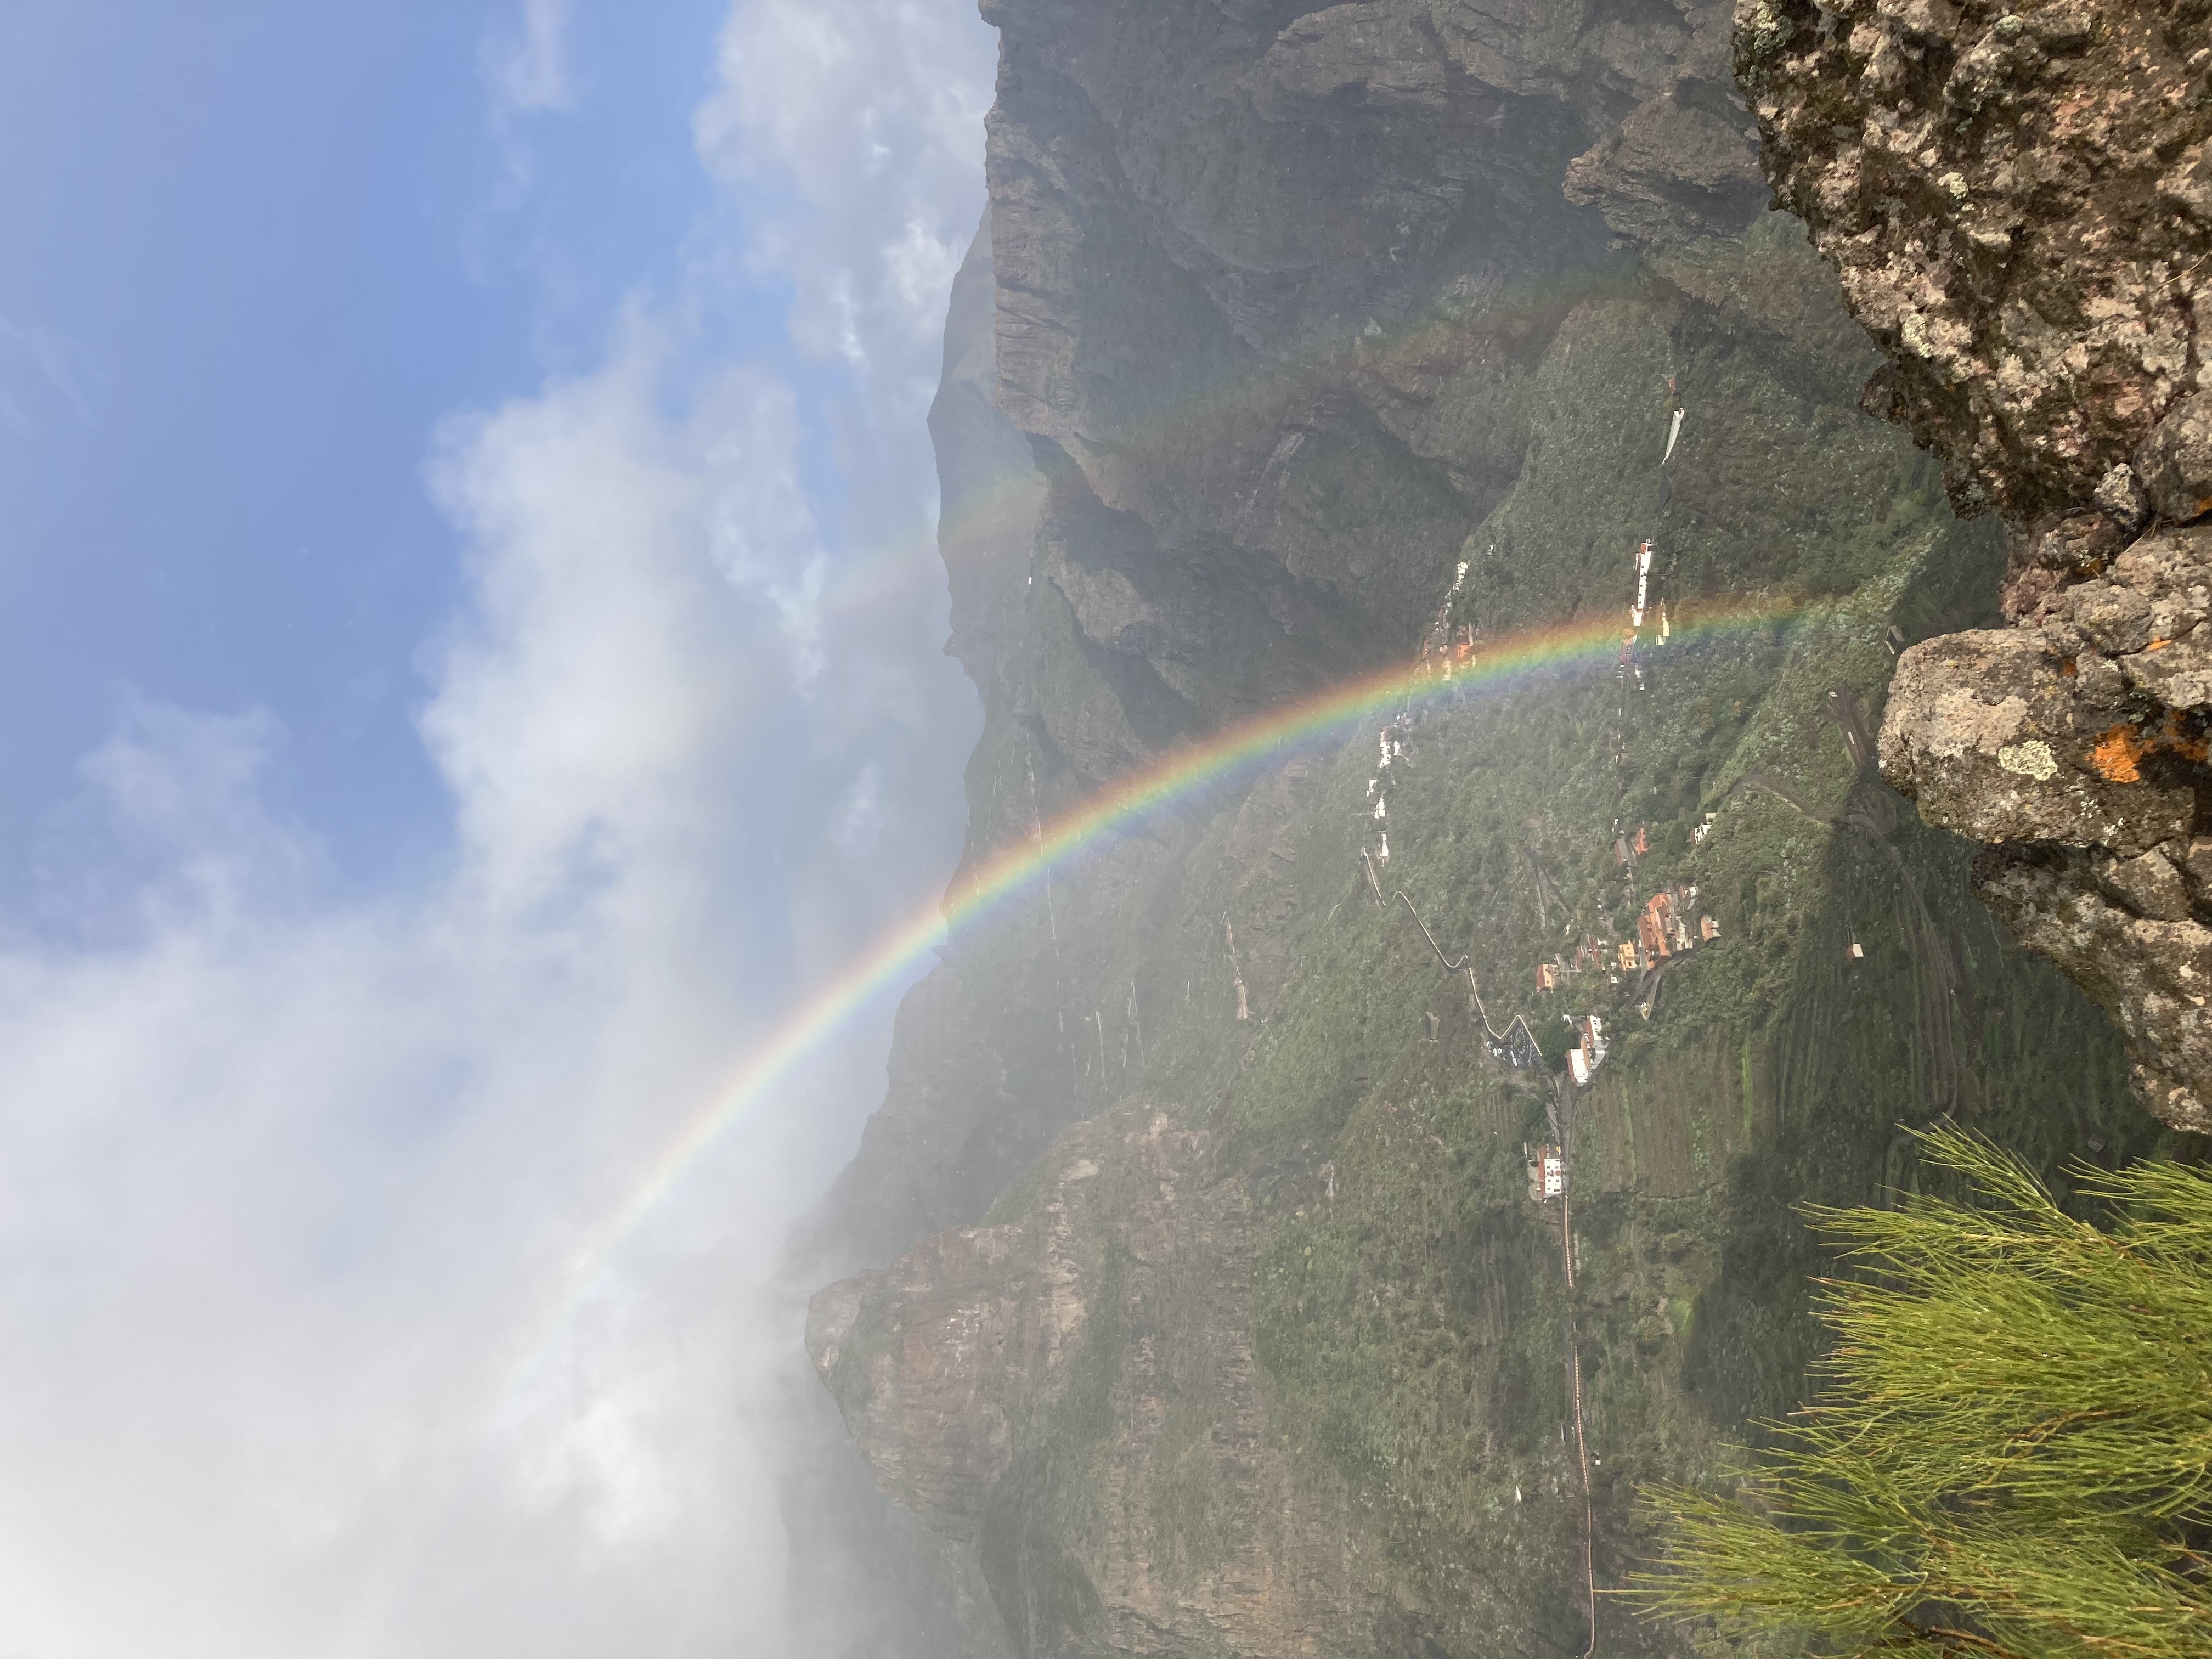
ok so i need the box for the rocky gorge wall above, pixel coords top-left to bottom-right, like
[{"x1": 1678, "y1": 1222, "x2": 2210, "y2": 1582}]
[{"x1": 791, "y1": 1, "x2": 2196, "y2": 1655}]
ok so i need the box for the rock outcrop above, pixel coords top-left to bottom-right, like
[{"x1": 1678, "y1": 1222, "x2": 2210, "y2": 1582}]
[{"x1": 1739, "y1": 0, "x2": 2212, "y2": 1130}]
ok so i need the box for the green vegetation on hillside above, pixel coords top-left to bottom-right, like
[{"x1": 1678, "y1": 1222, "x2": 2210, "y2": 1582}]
[{"x1": 839, "y1": 218, "x2": 2177, "y2": 1658}]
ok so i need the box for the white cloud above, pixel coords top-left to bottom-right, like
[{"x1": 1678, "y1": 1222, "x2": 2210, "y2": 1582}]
[
  {"x1": 483, "y1": 0, "x2": 576, "y2": 117},
  {"x1": 422, "y1": 313, "x2": 829, "y2": 909},
  {"x1": 49, "y1": 699, "x2": 321, "y2": 926},
  {"x1": 696, "y1": 371, "x2": 833, "y2": 679},
  {"x1": 695, "y1": 0, "x2": 994, "y2": 425},
  {"x1": 681, "y1": 0, "x2": 1000, "y2": 981},
  {"x1": 0, "y1": 1, "x2": 1004, "y2": 1653},
  {"x1": 0, "y1": 309, "x2": 862, "y2": 1656}
]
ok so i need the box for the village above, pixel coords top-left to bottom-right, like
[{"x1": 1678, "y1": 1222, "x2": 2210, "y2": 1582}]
[
  {"x1": 1337, "y1": 389, "x2": 1730, "y2": 1636},
  {"x1": 1341, "y1": 384, "x2": 1892, "y2": 1238},
  {"x1": 1356, "y1": 408, "x2": 1728, "y2": 1124}
]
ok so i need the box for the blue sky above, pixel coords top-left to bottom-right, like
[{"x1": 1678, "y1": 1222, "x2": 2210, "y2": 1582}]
[
  {"x1": 0, "y1": 0, "x2": 765, "y2": 899},
  {"x1": 0, "y1": 3, "x2": 996, "y2": 1652}
]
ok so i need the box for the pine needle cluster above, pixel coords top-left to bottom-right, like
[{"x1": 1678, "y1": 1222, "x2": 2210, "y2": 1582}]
[{"x1": 1627, "y1": 1127, "x2": 2211, "y2": 1659}]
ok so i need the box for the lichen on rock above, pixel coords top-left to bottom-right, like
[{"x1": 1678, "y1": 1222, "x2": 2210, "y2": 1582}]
[{"x1": 1736, "y1": 0, "x2": 2212, "y2": 1131}]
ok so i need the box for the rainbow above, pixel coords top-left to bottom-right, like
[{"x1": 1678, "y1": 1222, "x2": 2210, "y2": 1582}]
[
  {"x1": 332, "y1": 197, "x2": 1757, "y2": 1655},
  {"x1": 334, "y1": 585, "x2": 1810, "y2": 1654},
  {"x1": 555, "y1": 588, "x2": 1803, "y2": 1285}
]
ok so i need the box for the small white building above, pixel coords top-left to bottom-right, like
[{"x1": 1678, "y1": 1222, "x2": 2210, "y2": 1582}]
[
  {"x1": 1568, "y1": 1015, "x2": 1607, "y2": 1086},
  {"x1": 1525, "y1": 1143, "x2": 1566, "y2": 1203}
]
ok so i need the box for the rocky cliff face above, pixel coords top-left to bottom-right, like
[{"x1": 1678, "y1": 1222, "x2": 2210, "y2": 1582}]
[
  {"x1": 1735, "y1": 0, "x2": 2212, "y2": 1131},
  {"x1": 810, "y1": 1105, "x2": 1408, "y2": 1657},
  {"x1": 796, "y1": 1, "x2": 2179, "y2": 1655}
]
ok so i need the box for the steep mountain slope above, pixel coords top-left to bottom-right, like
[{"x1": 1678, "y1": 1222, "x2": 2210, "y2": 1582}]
[{"x1": 794, "y1": 2, "x2": 2179, "y2": 1655}]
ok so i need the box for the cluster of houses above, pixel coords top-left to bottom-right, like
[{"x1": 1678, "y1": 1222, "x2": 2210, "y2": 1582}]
[
  {"x1": 1444, "y1": 623, "x2": 1476, "y2": 674},
  {"x1": 1634, "y1": 885, "x2": 1719, "y2": 966},
  {"x1": 1526, "y1": 883, "x2": 1721, "y2": 997},
  {"x1": 1365, "y1": 721, "x2": 1412, "y2": 865},
  {"x1": 1520, "y1": 413, "x2": 1692, "y2": 1206},
  {"x1": 1361, "y1": 695, "x2": 1424, "y2": 869},
  {"x1": 1361, "y1": 565, "x2": 1460, "y2": 871},
  {"x1": 1510, "y1": 869, "x2": 1721, "y2": 1087},
  {"x1": 1536, "y1": 933, "x2": 1614, "y2": 993},
  {"x1": 1374, "y1": 524, "x2": 1750, "y2": 1111}
]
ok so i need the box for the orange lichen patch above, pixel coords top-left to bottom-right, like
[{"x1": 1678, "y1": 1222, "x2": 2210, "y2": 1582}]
[
  {"x1": 2089, "y1": 724, "x2": 2147, "y2": 782},
  {"x1": 2148, "y1": 638, "x2": 2171, "y2": 652},
  {"x1": 2086, "y1": 715, "x2": 2211, "y2": 780}
]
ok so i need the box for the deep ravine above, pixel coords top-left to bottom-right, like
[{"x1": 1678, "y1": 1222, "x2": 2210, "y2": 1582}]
[{"x1": 786, "y1": 2, "x2": 2201, "y2": 1655}]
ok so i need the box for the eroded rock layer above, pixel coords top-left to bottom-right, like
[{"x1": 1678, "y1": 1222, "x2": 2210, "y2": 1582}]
[{"x1": 1736, "y1": 0, "x2": 2212, "y2": 1131}]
